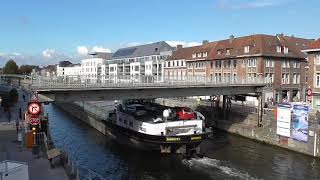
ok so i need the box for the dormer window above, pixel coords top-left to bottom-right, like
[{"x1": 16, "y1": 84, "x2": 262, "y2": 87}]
[
  {"x1": 244, "y1": 46, "x2": 250, "y2": 53},
  {"x1": 226, "y1": 49, "x2": 231, "y2": 55},
  {"x1": 203, "y1": 52, "x2": 208, "y2": 57},
  {"x1": 276, "y1": 46, "x2": 281, "y2": 53},
  {"x1": 217, "y1": 50, "x2": 222, "y2": 55},
  {"x1": 197, "y1": 53, "x2": 201, "y2": 58},
  {"x1": 284, "y1": 47, "x2": 289, "y2": 54},
  {"x1": 192, "y1": 53, "x2": 196, "y2": 58}
]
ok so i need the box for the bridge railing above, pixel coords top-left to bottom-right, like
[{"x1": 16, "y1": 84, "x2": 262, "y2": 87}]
[{"x1": 30, "y1": 75, "x2": 269, "y2": 89}]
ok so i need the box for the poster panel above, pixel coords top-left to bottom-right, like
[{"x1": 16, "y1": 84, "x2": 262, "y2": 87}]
[
  {"x1": 292, "y1": 104, "x2": 309, "y2": 142},
  {"x1": 276, "y1": 103, "x2": 291, "y2": 137}
]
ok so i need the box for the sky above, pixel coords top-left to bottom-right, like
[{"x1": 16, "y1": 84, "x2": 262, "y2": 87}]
[{"x1": 0, "y1": 0, "x2": 319, "y2": 67}]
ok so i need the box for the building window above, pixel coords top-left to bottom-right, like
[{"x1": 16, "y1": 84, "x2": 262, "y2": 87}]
[
  {"x1": 265, "y1": 59, "x2": 274, "y2": 67},
  {"x1": 247, "y1": 59, "x2": 257, "y2": 67},
  {"x1": 282, "y1": 73, "x2": 290, "y2": 84},
  {"x1": 244, "y1": 46, "x2": 250, "y2": 53},
  {"x1": 192, "y1": 53, "x2": 196, "y2": 58},
  {"x1": 134, "y1": 66, "x2": 139, "y2": 71},
  {"x1": 293, "y1": 61, "x2": 300, "y2": 68},
  {"x1": 226, "y1": 49, "x2": 231, "y2": 55},
  {"x1": 316, "y1": 54, "x2": 320, "y2": 65},
  {"x1": 215, "y1": 61, "x2": 222, "y2": 69},
  {"x1": 284, "y1": 47, "x2": 289, "y2": 54},
  {"x1": 277, "y1": 46, "x2": 282, "y2": 53},
  {"x1": 197, "y1": 53, "x2": 201, "y2": 58},
  {"x1": 316, "y1": 73, "x2": 320, "y2": 87},
  {"x1": 233, "y1": 60, "x2": 237, "y2": 68},
  {"x1": 282, "y1": 60, "x2": 290, "y2": 68},
  {"x1": 203, "y1": 52, "x2": 208, "y2": 57}
]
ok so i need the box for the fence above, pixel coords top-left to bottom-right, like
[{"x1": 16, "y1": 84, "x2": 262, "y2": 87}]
[
  {"x1": 60, "y1": 144, "x2": 106, "y2": 180},
  {"x1": 30, "y1": 75, "x2": 268, "y2": 89}
]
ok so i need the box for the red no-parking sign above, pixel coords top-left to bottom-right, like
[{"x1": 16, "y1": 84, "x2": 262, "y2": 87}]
[{"x1": 28, "y1": 102, "x2": 41, "y2": 115}]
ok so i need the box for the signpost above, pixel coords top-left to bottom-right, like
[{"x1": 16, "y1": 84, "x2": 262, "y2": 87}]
[
  {"x1": 28, "y1": 102, "x2": 41, "y2": 115},
  {"x1": 307, "y1": 88, "x2": 312, "y2": 102},
  {"x1": 29, "y1": 115, "x2": 40, "y2": 126}
]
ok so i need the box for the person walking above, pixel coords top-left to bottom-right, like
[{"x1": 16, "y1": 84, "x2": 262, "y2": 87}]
[{"x1": 8, "y1": 111, "x2": 11, "y2": 124}]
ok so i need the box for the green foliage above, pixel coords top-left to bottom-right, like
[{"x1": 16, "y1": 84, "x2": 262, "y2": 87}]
[
  {"x1": 3, "y1": 59, "x2": 19, "y2": 74},
  {"x1": 19, "y1": 65, "x2": 38, "y2": 75}
]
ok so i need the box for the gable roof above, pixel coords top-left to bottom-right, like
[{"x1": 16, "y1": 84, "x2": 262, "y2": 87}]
[
  {"x1": 167, "y1": 42, "x2": 218, "y2": 61},
  {"x1": 209, "y1": 34, "x2": 311, "y2": 60},
  {"x1": 112, "y1": 41, "x2": 173, "y2": 59},
  {"x1": 308, "y1": 38, "x2": 320, "y2": 49}
]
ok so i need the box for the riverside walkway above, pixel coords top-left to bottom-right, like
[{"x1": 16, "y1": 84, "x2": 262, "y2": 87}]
[{"x1": 0, "y1": 88, "x2": 67, "y2": 180}]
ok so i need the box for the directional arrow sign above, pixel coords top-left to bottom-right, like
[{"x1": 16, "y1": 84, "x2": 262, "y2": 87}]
[{"x1": 28, "y1": 102, "x2": 41, "y2": 115}]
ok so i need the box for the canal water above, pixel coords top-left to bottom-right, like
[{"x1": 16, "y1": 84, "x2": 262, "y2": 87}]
[{"x1": 46, "y1": 104, "x2": 320, "y2": 180}]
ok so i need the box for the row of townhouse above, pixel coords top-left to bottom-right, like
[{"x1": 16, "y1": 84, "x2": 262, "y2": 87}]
[
  {"x1": 164, "y1": 34, "x2": 313, "y2": 103},
  {"x1": 304, "y1": 39, "x2": 320, "y2": 110}
]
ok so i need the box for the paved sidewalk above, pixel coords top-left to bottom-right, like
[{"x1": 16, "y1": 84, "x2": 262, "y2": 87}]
[{"x1": 0, "y1": 87, "x2": 68, "y2": 180}]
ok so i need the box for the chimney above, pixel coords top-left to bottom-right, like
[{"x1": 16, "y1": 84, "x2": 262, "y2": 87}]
[
  {"x1": 177, "y1": 45, "x2": 183, "y2": 50},
  {"x1": 229, "y1": 35, "x2": 235, "y2": 43},
  {"x1": 202, "y1": 40, "x2": 209, "y2": 45}
]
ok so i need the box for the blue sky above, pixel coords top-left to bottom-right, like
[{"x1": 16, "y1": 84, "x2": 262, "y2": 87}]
[{"x1": 0, "y1": 0, "x2": 319, "y2": 66}]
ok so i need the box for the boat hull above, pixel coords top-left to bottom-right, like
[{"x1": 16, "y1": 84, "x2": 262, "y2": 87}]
[{"x1": 102, "y1": 120, "x2": 211, "y2": 154}]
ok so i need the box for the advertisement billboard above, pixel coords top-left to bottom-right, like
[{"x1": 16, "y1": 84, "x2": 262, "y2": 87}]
[
  {"x1": 276, "y1": 104, "x2": 291, "y2": 137},
  {"x1": 292, "y1": 104, "x2": 309, "y2": 142}
]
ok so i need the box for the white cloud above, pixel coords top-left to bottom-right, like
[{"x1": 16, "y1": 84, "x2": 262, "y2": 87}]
[
  {"x1": 77, "y1": 46, "x2": 88, "y2": 55},
  {"x1": 42, "y1": 49, "x2": 55, "y2": 58},
  {"x1": 91, "y1": 46, "x2": 111, "y2": 53},
  {"x1": 216, "y1": 0, "x2": 291, "y2": 9},
  {"x1": 165, "y1": 41, "x2": 202, "y2": 47}
]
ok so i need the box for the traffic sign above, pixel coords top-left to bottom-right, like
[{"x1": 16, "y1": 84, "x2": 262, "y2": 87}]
[
  {"x1": 29, "y1": 115, "x2": 40, "y2": 125},
  {"x1": 307, "y1": 89, "x2": 312, "y2": 96},
  {"x1": 28, "y1": 102, "x2": 41, "y2": 115}
]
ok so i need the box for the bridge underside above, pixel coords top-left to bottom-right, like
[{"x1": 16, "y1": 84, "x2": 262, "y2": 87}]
[{"x1": 37, "y1": 85, "x2": 263, "y2": 102}]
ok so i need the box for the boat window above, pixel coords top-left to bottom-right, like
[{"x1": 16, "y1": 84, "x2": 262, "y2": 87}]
[{"x1": 129, "y1": 121, "x2": 133, "y2": 127}]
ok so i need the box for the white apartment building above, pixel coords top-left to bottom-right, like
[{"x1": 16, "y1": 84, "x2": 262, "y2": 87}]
[
  {"x1": 101, "y1": 41, "x2": 173, "y2": 81},
  {"x1": 81, "y1": 58, "x2": 105, "y2": 83},
  {"x1": 56, "y1": 61, "x2": 81, "y2": 77}
]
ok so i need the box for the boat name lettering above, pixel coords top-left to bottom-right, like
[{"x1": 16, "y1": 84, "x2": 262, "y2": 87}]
[
  {"x1": 166, "y1": 137, "x2": 180, "y2": 142},
  {"x1": 191, "y1": 136, "x2": 201, "y2": 140}
]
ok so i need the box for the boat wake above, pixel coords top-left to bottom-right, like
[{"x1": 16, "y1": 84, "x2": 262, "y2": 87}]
[{"x1": 182, "y1": 157, "x2": 260, "y2": 180}]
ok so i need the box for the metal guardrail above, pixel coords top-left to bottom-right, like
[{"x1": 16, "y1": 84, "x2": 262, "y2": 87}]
[
  {"x1": 29, "y1": 75, "x2": 269, "y2": 90},
  {"x1": 61, "y1": 144, "x2": 106, "y2": 180}
]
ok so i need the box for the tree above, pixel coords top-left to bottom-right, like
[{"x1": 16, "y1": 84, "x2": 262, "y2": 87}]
[
  {"x1": 3, "y1": 59, "x2": 19, "y2": 74},
  {"x1": 19, "y1": 65, "x2": 37, "y2": 75}
]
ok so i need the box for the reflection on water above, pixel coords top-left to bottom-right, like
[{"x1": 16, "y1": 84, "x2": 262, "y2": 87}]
[{"x1": 46, "y1": 104, "x2": 320, "y2": 180}]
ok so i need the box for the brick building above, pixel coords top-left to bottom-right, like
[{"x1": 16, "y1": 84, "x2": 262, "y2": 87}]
[
  {"x1": 303, "y1": 38, "x2": 320, "y2": 109},
  {"x1": 166, "y1": 34, "x2": 312, "y2": 102}
]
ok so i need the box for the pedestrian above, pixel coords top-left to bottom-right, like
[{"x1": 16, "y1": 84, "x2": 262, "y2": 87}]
[
  {"x1": 19, "y1": 107, "x2": 22, "y2": 120},
  {"x1": 8, "y1": 109, "x2": 11, "y2": 124},
  {"x1": 16, "y1": 119, "x2": 19, "y2": 134},
  {"x1": 227, "y1": 97, "x2": 232, "y2": 108}
]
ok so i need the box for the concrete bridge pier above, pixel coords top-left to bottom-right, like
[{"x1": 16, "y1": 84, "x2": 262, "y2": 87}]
[
  {"x1": 223, "y1": 95, "x2": 227, "y2": 119},
  {"x1": 257, "y1": 92, "x2": 264, "y2": 127}
]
